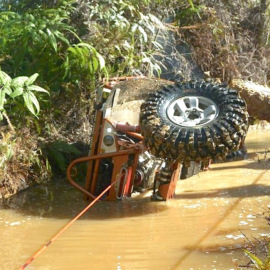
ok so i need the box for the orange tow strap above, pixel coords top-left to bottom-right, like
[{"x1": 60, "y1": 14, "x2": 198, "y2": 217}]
[{"x1": 19, "y1": 178, "x2": 119, "y2": 270}]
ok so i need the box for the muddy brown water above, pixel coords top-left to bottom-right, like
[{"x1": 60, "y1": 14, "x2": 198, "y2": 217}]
[{"x1": 1, "y1": 129, "x2": 270, "y2": 270}]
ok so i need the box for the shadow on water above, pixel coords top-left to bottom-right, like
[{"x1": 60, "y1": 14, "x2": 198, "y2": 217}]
[
  {"x1": 175, "y1": 184, "x2": 270, "y2": 200},
  {"x1": 211, "y1": 152, "x2": 270, "y2": 171},
  {"x1": 0, "y1": 178, "x2": 168, "y2": 220},
  {"x1": 212, "y1": 160, "x2": 270, "y2": 171}
]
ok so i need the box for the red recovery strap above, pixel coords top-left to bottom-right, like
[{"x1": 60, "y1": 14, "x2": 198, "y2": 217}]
[{"x1": 19, "y1": 175, "x2": 121, "y2": 269}]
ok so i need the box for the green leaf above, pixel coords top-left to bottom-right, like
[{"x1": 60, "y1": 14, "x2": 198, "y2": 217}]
[
  {"x1": 92, "y1": 57, "x2": 99, "y2": 72},
  {"x1": 244, "y1": 250, "x2": 264, "y2": 269},
  {"x1": 75, "y1": 46, "x2": 87, "y2": 67},
  {"x1": 25, "y1": 73, "x2": 39, "y2": 86},
  {"x1": 63, "y1": 57, "x2": 70, "y2": 79},
  {"x1": 67, "y1": 46, "x2": 78, "y2": 56},
  {"x1": 152, "y1": 41, "x2": 163, "y2": 49},
  {"x1": 11, "y1": 76, "x2": 29, "y2": 87},
  {"x1": 54, "y1": 30, "x2": 70, "y2": 45},
  {"x1": 27, "y1": 85, "x2": 49, "y2": 94},
  {"x1": 0, "y1": 71, "x2": 11, "y2": 85},
  {"x1": 88, "y1": 62, "x2": 93, "y2": 73},
  {"x1": 38, "y1": 29, "x2": 47, "y2": 40},
  {"x1": 65, "y1": 29, "x2": 82, "y2": 42},
  {"x1": 49, "y1": 149, "x2": 66, "y2": 173},
  {"x1": 10, "y1": 87, "x2": 24, "y2": 98},
  {"x1": 138, "y1": 25, "x2": 147, "y2": 42},
  {"x1": 148, "y1": 14, "x2": 164, "y2": 29},
  {"x1": 0, "y1": 87, "x2": 5, "y2": 110},
  {"x1": 187, "y1": 0, "x2": 195, "y2": 9},
  {"x1": 23, "y1": 92, "x2": 36, "y2": 115},
  {"x1": 77, "y1": 42, "x2": 94, "y2": 51},
  {"x1": 4, "y1": 86, "x2": 12, "y2": 96},
  {"x1": 46, "y1": 28, "x2": 58, "y2": 52},
  {"x1": 131, "y1": 23, "x2": 138, "y2": 32},
  {"x1": 28, "y1": 91, "x2": 40, "y2": 114},
  {"x1": 96, "y1": 53, "x2": 106, "y2": 70}
]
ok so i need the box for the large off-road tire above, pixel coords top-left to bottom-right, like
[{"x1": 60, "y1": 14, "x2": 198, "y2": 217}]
[{"x1": 140, "y1": 80, "x2": 249, "y2": 162}]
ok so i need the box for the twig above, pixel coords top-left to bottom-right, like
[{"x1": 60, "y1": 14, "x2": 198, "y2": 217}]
[
  {"x1": 240, "y1": 229, "x2": 256, "y2": 247},
  {"x1": 238, "y1": 264, "x2": 254, "y2": 269},
  {"x1": 179, "y1": 23, "x2": 208, "y2": 30},
  {"x1": 2, "y1": 112, "x2": 15, "y2": 132}
]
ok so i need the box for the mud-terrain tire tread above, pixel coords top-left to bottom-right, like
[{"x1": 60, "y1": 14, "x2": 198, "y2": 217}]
[{"x1": 139, "y1": 80, "x2": 248, "y2": 162}]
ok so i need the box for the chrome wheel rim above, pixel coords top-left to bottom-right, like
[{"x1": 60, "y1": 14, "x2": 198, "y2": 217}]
[{"x1": 167, "y1": 96, "x2": 218, "y2": 127}]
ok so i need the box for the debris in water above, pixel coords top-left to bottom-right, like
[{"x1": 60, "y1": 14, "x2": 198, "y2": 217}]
[
  {"x1": 10, "y1": 221, "x2": 21, "y2": 226},
  {"x1": 226, "y1": 235, "x2": 245, "y2": 240},
  {"x1": 259, "y1": 233, "x2": 269, "y2": 237},
  {"x1": 239, "y1": 221, "x2": 248, "y2": 225},
  {"x1": 184, "y1": 204, "x2": 201, "y2": 208}
]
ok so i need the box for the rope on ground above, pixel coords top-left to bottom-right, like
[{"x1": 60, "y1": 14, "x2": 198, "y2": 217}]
[{"x1": 19, "y1": 176, "x2": 120, "y2": 270}]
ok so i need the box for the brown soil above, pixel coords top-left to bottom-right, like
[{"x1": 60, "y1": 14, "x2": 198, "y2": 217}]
[
  {"x1": 106, "y1": 78, "x2": 174, "y2": 107},
  {"x1": 105, "y1": 78, "x2": 174, "y2": 125},
  {"x1": 0, "y1": 128, "x2": 50, "y2": 199}
]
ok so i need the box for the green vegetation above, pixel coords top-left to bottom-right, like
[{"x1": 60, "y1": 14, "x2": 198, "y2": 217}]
[
  {"x1": 0, "y1": 0, "x2": 173, "y2": 196},
  {"x1": 0, "y1": 0, "x2": 166, "y2": 93},
  {"x1": 242, "y1": 244, "x2": 270, "y2": 270},
  {"x1": 0, "y1": 70, "x2": 48, "y2": 122}
]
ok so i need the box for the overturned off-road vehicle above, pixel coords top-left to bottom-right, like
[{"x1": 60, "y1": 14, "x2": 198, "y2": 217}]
[{"x1": 67, "y1": 78, "x2": 248, "y2": 201}]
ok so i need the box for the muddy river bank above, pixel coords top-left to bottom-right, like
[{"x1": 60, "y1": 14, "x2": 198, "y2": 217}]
[{"x1": 1, "y1": 127, "x2": 270, "y2": 270}]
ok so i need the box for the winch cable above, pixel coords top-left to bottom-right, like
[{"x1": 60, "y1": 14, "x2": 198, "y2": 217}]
[{"x1": 19, "y1": 174, "x2": 123, "y2": 270}]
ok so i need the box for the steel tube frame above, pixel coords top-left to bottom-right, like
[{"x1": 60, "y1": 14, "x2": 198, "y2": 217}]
[{"x1": 67, "y1": 149, "x2": 140, "y2": 200}]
